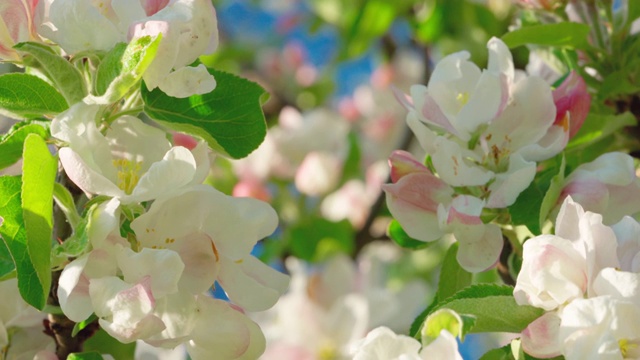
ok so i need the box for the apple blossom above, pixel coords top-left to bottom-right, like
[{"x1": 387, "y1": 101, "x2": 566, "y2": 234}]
[
  {"x1": 400, "y1": 37, "x2": 564, "y2": 209},
  {"x1": 559, "y1": 152, "x2": 640, "y2": 224},
  {"x1": 0, "y1": 0, "x2": 40, "y2": 61},
  {"x1": 38, "y1": 0, "x2": 218, "y2": 98},
  {"x1": 51, "y1": 102, "x2": 210, "y2": 204},
  {"x1": 383, "y1": 150, "x2": 503, "y2": 272},
  {"x1": 130, "y1": 185, "x2": 289, "y2": 311},
  {"x1": 559, "y1": 296, "x2": 640, "y2": 360},
  {"x1": 350, "y1": 327, "x2": 463, "y2": 360}
]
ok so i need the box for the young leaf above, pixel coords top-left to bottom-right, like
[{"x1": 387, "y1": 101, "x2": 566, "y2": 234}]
[
  {"x1": 479, "y1": 344, "x2": 514, "y2": 360},
  {"x1": 94, "y1": 35, "x2": 161, "y2": 103},
  {"x1": 141, "y1": 68, "x2": 268, "y2": 159},
  {"x1": 14, "y1": 42, "x2": 87, "y2": 105},
  {"x1": 0, "y1": 123, "x2": 48, "y2": 170},
  {"x1": 502, "y1": 23, "x2": 591, "y2": 49},
  {"x1": 430, "y1": 284, "x2": 544, "y2": 334},
  {"x1": 0, "y1": 73, "x2": 68, "y2": 120},
  {"x1": 20, "y1": 134, "x2": 57, "y2": 309},
  {"x1": 387, "y1": 219, "x2": 433, "y2": 250},
  {"x1": 509, "y1": 166, "x2": 558, "y2": 235},
  {"x1": 437, "y1": 242, "x2": 473, "y2": 302},
  {"x1": 421, "y1": 308, "x2": 476, "y2": 343}
]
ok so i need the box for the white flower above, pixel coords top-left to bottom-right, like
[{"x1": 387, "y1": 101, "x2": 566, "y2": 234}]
[
  {"x1": 402, "y1": 37, "x2": 563, "y2": 208},
  {"x1": 350, "y1": 327, "x2": 463, "y2": 360},
  {"x1": 51, "y1": 102, "x2": 209, "y2": 204},
  {"x1": 559, "y1": 296, "x2": 640, "y2": 360},
  {"x1": 559, "y1": 152, "x2": 640, "y2": 225},
  {"x1": 130, "y1": 185, "x2": 289, "y2": 311}
]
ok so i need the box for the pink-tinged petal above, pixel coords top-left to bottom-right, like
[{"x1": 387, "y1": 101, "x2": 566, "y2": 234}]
[
  {"x1": 553, "y1": 71, "x2": 590, "y2": 138},
  {"x1": 90, "y1": 277, "x2": 165, "y2": 343},
  {"x1": 117, "y1": 247, "x2": 184, "y2": 298},
  {"x1": 140, "y1": 0, "x2": 170, "y2": 16},
  {"x1": 172, "y1": 132, "x2": 199, "y2": 150},
  {"x1": 513, "y1": 235, "x2": 587, "y2": 310},
  {"x1": 0, "y1": 0, "x2": 31, "y2": 60},
  {"x1": 558, "y1": 180, "x2": 609, "y2": 218},
  {"x1": 392, "y1": 86, "x2": 413, "y2": 110},
  {"x1": 217, "y1": 256, "x2": 289, "y2": 312},
  {"x1": 187, "y1": 296, "x2": 266, "y2": 360},
  {"x1": 233, "y1": 178, "x2": 272, "y2": 202},
  {"x1": 521, "y1": 312, "x2": 562, "y2": 358},
  {"x1": 413, "y1": 87, "x2": 459, "y2": 136},
  {"x1": 486, "y1": 154, "x2": 536, "y2": 208},
  {"x1": 385, "y1": 192, "x2": 443, "y2": 242},
  {"x1": 383, "y1": 172, "x2": 453, "y2": 214},
  {"x1": 388, "y1": 150, "x2": 429, "y2": 183}
]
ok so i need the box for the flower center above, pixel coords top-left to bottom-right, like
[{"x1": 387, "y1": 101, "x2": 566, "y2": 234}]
[
  {"x1": 620, "y1": 339, "x2": 638, "y2": 357},
  {"x1": 113, "y1": 159, "x2": 142, "y2": 194},
  {"x1": 456, "y1": 92, "x2": 470, "y2": 107},
  {"x1": 317, "y1": 341, "x2": 337, "y2": 360}
]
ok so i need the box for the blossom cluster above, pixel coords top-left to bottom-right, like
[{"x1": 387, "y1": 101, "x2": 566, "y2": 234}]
[
  {"x1": 515, "y1": 196, "x2": 640, "y2": 359},
  {"x1": 385, "y1": 37, "x2": 591, "y2": 272},
  {"x1": 0, "y1": 0, "x2": 290, "y2": 359}
]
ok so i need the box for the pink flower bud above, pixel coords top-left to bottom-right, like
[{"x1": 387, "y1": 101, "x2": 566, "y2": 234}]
[
  {"x1": 553, "y1": 71, "x2": 591, "y2": 139},
  {"x1": 388, "y1": 150, "x2": 429, "y2": 183},
  {"x1": 0, "y1": 0, "x2": 40, "y2": 61}
]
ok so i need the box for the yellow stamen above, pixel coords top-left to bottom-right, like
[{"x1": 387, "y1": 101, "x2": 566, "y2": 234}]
[{"x1": 112, "y1": 158, "x2": 142, "y2": 194}]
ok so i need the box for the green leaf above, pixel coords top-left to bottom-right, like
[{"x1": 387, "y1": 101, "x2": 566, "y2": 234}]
[
  {"x1": 539, "y1": 155, "x2": 566, "y2": 228},
  {"x1": 67, "y1": 352, "x2": 105, "y2": 360},
  {"x1": 0, "y1": 235, "x2": 15, "y2": 279},
  {"x1": 502, "y1": 23, "x2": 591, "y2": 49},
  {"x1": 567, "y1": 111, "x2": 636, "y2": 150},
  {"x1": 509, "y1": 166, "x2": 557, "y2": 235},
  {"x1": 0, "y1": 73, "x2": 68, "y2": 120},
  {"x1": 84, "y1": 328, "x2": 136, "y2": 360},
  {"x1": 437, "y1": 242, "x2": 473, "y2": 302},
  {"x1": 430, "y1": 284, "x2": 544, "y2": 333},
  {"x1": 0, "y1": 176, "x2": 37, "y2": 306},
  {"x1": 19, "y1": 134, "x2": 57, "y2": 309},
  {"x1": 387, "y1": 219, "x2": 434, "y2": 250},
  {"x1": 0, "y1": 123, "x2": 48, "y2": 170},
  {"x1": 14, "y1": 42, "x2": 87, "y2": 105},
  {"x1": 479, "y1": 344, "x2": 515, "y2": 360},
  {"x1": 141, "y1": 68, "x2": 268, "y2": 159},
  {"x1": 343, "y1": 0, "x2": 398, "y2": 58},
  {"x1": 287, "y1": 217, "x2": 354, "y2": 262},
  {"x1": 52, "y1": 203, "x2": 96, "y2": 258},
  {"x1": 94, "y1": 35, "x2": 161, "y2": 103}
]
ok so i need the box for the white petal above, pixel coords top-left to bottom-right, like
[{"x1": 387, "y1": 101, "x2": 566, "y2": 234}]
[
  {"x1": 157, "y1": 64, "x2": 217, "y2": 98},
  {"x1": 218, "y1": 256, "x2": 289, "y2": 312},
  {"x1": 118, "y1": 247, "x2": 184, "y2": 298}
]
